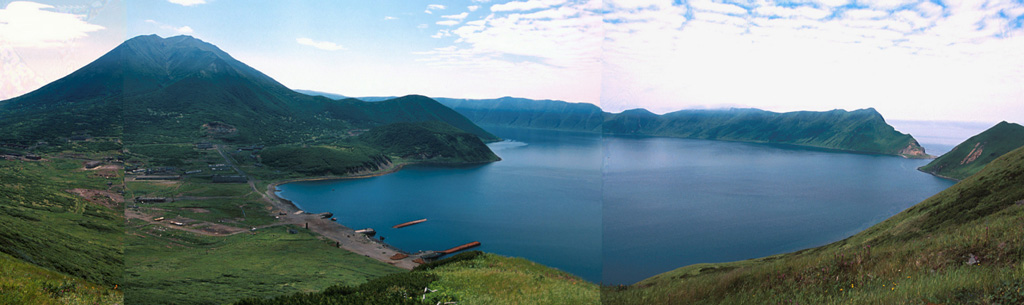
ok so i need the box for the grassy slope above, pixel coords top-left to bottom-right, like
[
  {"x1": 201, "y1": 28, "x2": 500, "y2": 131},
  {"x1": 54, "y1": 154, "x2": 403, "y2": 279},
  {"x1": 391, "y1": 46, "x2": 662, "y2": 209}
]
[
  {"x1": 229, "y1": 251, "x2": 599, "y2": 305},
  {"x1": 125, "y1": 221, "x2": 402, "y2": 305},
  {"x1": 0, "y1": 159, "x2": 124, "y2": 287},
  {"x1": 604, "y1": 108, "x2": 927, "y2": 157},
  {"x1": 919, "y1": 121, "x2": 1024, "y2": 180},
  {"x1": 0, "y1": 252, "x2": 122, "y2": 305},
  {"x1": 435, "y1": 97, "x2": 606, "y2": 132},
  {"x1": 358, "y1": 121, "x2": 501, "y2": 163},
  {"x1": 603, "y1": 146, "x2": 1024, "y2": 305},
  {"x1": 425, "y1": 253, "x2": 599, "y2": 305}
]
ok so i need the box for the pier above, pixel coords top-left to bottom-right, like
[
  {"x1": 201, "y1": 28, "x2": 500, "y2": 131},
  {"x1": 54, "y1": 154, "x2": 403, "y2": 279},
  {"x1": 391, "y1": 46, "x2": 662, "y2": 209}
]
[
  {"x1": 441, "y1": 241, "x2": 481, "y2": 254},
  {"x1": 392, "y1": 218, "x2": 427, "y2": 229}
]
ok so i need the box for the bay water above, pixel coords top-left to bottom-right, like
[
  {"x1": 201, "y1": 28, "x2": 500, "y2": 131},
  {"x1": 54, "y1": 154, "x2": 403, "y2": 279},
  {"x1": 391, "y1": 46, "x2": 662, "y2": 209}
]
[{"x1": 275, "y1": 126, "x2": 956, "y2": 284}]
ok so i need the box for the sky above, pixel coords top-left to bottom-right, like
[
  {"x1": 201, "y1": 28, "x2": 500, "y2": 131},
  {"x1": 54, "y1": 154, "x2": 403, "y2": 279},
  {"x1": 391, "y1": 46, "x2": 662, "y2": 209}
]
[{"x1": 0, "y1": 0, "x2": 1022, "y2": 124}]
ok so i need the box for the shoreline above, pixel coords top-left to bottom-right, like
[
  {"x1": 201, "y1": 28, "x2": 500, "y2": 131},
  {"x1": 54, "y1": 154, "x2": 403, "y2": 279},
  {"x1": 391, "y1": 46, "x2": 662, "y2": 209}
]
[{"x1": 260, "y1": 158, "x2": 497, "y2": 270}]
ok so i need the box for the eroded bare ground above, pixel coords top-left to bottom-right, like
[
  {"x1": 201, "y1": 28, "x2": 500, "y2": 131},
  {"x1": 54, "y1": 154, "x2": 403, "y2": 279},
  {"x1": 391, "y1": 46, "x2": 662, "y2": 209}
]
[
  {"x1": 67, "y1": 188, "x2": 124, "y2": 209},
  {"x1": 125, "y1": 209, "x2": 248, "y2": 236}
]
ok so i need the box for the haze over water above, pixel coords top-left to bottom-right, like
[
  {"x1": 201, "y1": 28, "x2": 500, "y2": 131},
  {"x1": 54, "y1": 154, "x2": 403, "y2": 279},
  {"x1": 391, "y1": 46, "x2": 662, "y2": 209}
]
[{"x1": 277, "y1": 127, "x2": 957, "y2": 284}]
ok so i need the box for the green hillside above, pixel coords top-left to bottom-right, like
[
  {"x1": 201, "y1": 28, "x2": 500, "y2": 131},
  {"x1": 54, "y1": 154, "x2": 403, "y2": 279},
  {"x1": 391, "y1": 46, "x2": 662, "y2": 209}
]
[
  {"x1": 0, "y1": 159, "x2": 124, "y2": 287},
  {"x1": 0, "y1": 34, "x2": 502, "y2": 305},
  {"x1": 432, "y1": 95, "x2": 928, "y2": 158},
  {"x1": 435, "y1": 97, "x2": 605, "y2": 132},
  {"x1": 231, "y1": 251, "x2": 599, "y2": 305},
  {"x1": 604, "y1": 108, "x2": 929, "y2": 158},
  {"x1": 919, "y1": 121, "x2": 1024, "y2": 180},
  {"x1": 603, "y1": 145, "x2": 1024, "y2": 304},
  {"x1": 0, "y1": 252, "x2": 121, "y2": 305},
  {"x1": 359, "y1": 121, "x2": 501, "y2": 163},
  {"x1": 0, "y1": 35, "x2": 497, "y2": 145}
]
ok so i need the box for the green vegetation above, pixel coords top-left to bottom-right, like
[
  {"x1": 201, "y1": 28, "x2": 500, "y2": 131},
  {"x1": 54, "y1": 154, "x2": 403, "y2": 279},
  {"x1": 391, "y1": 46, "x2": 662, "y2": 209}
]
[
  {"x1": 604, "y1": 108, "x2": 928, "y2": 157},
  {"x1": 919, "y1": 121, "x2": 1024, "y2": 180},
  {"x1": 1, "y1": 35, "x2": 497, "y2": 146},
  {"x1": 126, "y1": 144, "x2": 202, "y2": 166},
  {"x1": 425, "y1": 252, "x2": 599, "y2": 305},
  {"x1": 359, "y1": 121, "x2": 501, "y2": 163},
  {"x1": 436, "y1": 97, "x2": 605, "y2": 132},
  {"x1": 125, "y1": 222, "x2": 401, "y2": 304},
  {"x1": 230, "y1": 251, "x2": 599, "y2": 305},
  {"x1": 438, "y1": 96, "x2": 928, "y2": 157},
  {"x1": 0, "y1": 252, "x2": 121, "y2": 305},
  {"x1": 603, "y1": 146, "x2": 1024, "y2": 304},
  {"x1": 0, "y1": 159, "x2": 123, "y2": 287},
  {"x1": 260, "y1": 145, "x2": 390, "y2": 176}
]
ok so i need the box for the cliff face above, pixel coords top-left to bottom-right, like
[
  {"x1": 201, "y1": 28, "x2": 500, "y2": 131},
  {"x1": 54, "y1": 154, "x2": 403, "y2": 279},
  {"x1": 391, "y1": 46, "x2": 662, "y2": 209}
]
[{"x1": 899, "y1": 139, "x2": 929, "y2": 158}]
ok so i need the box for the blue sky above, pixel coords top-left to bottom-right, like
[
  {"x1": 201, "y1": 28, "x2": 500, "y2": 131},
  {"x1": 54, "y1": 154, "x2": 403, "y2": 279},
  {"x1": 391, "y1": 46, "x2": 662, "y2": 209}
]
[{"x1": 1, "y1": 0, "x2": 1022, "y2": 124}]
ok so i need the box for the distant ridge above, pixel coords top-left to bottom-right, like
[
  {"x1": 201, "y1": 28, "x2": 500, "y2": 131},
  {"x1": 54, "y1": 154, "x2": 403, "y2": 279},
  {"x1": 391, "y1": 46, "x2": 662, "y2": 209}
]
[
  {"x1": 305, "y1": 90, "x2": 926, "y2": 158},
  {"x1": 919, "y1": 121, "x2": 1024, "y2": 180},
  {"x1": 604, "y1": 107, "x2": 929, "y2": 158}
]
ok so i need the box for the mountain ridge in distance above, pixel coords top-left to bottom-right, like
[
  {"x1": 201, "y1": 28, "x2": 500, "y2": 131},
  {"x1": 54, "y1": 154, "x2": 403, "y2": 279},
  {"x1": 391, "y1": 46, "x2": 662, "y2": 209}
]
[{"x1": 300, "y1": 90, "x2": 927, "y2": 158}]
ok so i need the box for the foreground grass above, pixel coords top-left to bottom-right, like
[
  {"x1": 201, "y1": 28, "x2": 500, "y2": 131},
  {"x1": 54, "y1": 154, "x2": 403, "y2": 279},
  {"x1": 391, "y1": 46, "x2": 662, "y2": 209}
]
[
  {"x1": 425, "y1": 253, "x2": 599, "y2": 305},
  {"x1": 231, "y1": 251, "x2": 598, "y2": 305},
  {"x1": 603, "y1": 146, "x2": 1024, "y2": 304},
  {"x1": 0, "y1": 159, "x2": 124, "y2": 287},
  {"x1": 0, "y1": 252, "x2": 121, "y2": 305},
  {"x1": 125, "y1": 221, "x2": 401, "y2": 305}
]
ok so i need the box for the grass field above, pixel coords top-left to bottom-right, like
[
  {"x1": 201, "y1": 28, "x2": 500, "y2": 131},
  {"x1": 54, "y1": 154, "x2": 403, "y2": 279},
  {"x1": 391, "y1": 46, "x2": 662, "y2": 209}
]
[
  {"x1": 0, "y1": 252, "x2": 121, "y2": 305},
  {"x1": 425, "y1": 253, "x2": 599, "y2": 305},
  {"x1": 0, "y1": 159, "x2": 124, "y2": 287},
  {"x1": 125, "y1": 220, "x2": 402, "y2": 305},
  {"x1": 229, "y1": 251, "x2": 599, "y2": 305}
]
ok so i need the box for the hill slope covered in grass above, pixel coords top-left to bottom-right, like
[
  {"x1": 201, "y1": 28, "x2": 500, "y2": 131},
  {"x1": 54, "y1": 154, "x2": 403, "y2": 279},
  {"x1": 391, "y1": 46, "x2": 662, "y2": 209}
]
[
  {"x1": 231, "y1": 251, "x2": 599, "y2": 305},
  {"x1": 0, "y1": 159, "x2": 124, "y2": 287},
  {"x1": 603, "y1": 145, "x2": 1024, "y2": 304},
  {"x1": 919, "y1": 121, "x2": 1024, "y2": 180},
  {"x1": 435, "y1": 97, "x2": 605, "y2": 132},
  {"x1": 0, "y1": 35, "x2": 497, "y2": 145},
  {"x1": 604, "y1": 107, "x2": 929, "y2": 158},
  {"x1": 359, "y1": 121, "x2": 501, "y2": 163},
  {"x1": 0, "y1": 252, "x2": 121, "y2": 305}
]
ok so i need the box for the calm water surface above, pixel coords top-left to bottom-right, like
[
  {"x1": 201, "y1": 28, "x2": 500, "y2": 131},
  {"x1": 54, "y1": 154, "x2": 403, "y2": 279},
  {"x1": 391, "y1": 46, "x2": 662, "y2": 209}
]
[{"x1": 276, "y1": 127, "x2": 955, "y2": 284}]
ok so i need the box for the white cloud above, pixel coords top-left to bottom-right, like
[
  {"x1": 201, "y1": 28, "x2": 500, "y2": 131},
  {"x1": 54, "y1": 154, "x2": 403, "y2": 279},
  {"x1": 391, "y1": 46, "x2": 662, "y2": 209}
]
[
  {"x1": 689, "y1": 0, "x2": 747, "y2": 15},
  {"x1": 0, "y1": 1, "x2": 105, "y2": 48},
  {"x1": 1, "y1": 45, "x2": 45, "y2": 99},
  {"x1": 755, "y1": 5, "x2": 831, "y2": 20},
  {"x1": 431, "y1": 30, "x2": 452, "y2": 38},
  {"x1": 437, "y1": 20, "x2": 461, "y2": 26},
  {"x1": 385, "y1": 16, "x2": 398, "y2": 20},
  {"x1": 443, "y1": 12, "x2": 469, "y2": 20},
  {"x1": 425, "y1": 4, "x2": 446, "y2": 14},
  {"x1": 296, "y1": 37, "x2": 346, "y2": 51},
  {"x1": 418, "y1": 24, "x2": 430, "y2": 29},
  {"x1": 601, "y1": 0, "x2": 1024, "y2": 122},
  {"x1": 469, "y1": 5, "x2": 480, "y2": 12},
  {"x1": 416, "y1": 0, "x2": 602, "y2": 104},
  {"x1": 145, "y1": 19, "x2": 195, "y2": 35},
  {"x1": 857, "y1": 0, "x2": 919, "y2": 11},
  {"x1": 491, "y1": 0, "x2": 567, "y2": 12},
  {"x1": 167, "y1": 0, "x2": 206, "y2": 6}
]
